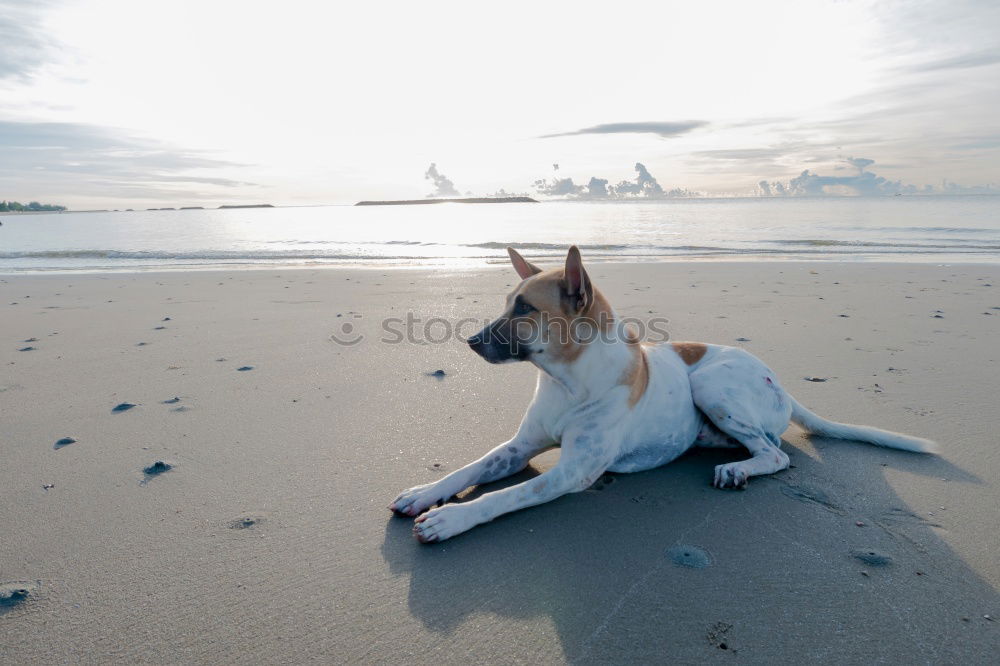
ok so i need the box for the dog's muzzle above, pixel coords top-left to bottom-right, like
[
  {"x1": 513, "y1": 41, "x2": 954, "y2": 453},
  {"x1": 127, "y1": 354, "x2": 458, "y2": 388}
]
[{"x1": 467, "y1": 321, "x2": 529, "y2": 364}]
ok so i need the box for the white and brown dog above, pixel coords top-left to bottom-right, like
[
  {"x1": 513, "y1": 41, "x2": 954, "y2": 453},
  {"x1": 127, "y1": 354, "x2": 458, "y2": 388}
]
[{"x1": 391, "y1": 246, "x2": 937, "y2": 543}]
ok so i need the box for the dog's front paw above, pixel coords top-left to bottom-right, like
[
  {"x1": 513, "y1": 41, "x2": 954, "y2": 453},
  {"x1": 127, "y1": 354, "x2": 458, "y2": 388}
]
[
  {"x1": 412, "y1": 504, "x2": 475, "y2": 543},
  {"x1": 713, "y1": 463, "x2": 748, "y2": 490},
  {"x1": 389, "y1": 483, "x2": 445, "y2": 517}
]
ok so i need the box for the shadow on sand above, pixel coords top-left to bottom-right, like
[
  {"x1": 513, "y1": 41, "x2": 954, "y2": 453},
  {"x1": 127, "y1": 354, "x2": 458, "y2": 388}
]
[{"x1": 382, "y1": 439, "x2": 999, "y2": 663}]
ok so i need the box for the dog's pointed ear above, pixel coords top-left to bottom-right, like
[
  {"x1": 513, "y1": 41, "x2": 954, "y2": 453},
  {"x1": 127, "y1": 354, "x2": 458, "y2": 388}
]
[
  {"x1": 507, "y1": 247, "x2": 542, "y2": 280},
  {"x1": 563, "y1": 245, "x2": 592, "y2": 312}
]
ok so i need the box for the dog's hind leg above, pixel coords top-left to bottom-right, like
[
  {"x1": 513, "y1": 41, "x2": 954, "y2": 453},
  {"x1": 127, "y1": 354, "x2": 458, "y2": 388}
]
[
  {"x1": 389, "y1": 437, "x2": 550, "y2": 517},
  {"x1": 689, "y1": 355, "x2": 792, "y2": 488},
  {"x1": 695, "y1": 399, "x2": 790, "y2": 489},
  {"x1": 711, "y1": 434, "x2": 789, "y2": 489}
]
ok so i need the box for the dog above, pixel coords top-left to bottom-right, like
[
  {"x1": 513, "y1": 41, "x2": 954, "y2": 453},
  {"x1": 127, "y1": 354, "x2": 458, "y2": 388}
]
[{"x1": 390, "y1": 246, "x2": 937, "y2": 543}]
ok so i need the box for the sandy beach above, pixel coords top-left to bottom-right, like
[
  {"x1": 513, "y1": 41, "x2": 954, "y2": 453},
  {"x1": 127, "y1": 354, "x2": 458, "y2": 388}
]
[{"x1": 1, "y1": 261, "x2": 998, "y2": 663}]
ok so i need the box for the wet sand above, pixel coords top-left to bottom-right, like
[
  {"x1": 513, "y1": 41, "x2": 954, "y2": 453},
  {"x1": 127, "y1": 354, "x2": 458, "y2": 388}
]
[{"x1": 1, "y1": 262, "x2": 998, "y2": 663}]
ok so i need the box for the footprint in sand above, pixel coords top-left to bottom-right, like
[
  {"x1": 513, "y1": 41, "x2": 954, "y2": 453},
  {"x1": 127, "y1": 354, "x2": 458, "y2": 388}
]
[
  {"x1": 667, "y1": 544, "x2": 712, "y2": 568},
  {"x1": 852, "y1": 549, "x2": 893, "y2": 567},
  {"x1": 227, "y1": 515, "x2": 266, "y2": 530},
  {"x1": 706, "y1": 621, "x2": 734, "y2": 651},
  {"x1": 0, "y1": 582, "x2": 38, "y2": 612}
]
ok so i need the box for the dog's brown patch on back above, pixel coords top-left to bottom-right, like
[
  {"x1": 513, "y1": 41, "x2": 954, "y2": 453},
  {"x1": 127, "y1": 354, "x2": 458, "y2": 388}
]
[
  {"x1": 671, "y1": 341, "x2": 708, "y2": 366},
  {"x1": 621, "y1": 341, "x2": 649, "y2": 407}
]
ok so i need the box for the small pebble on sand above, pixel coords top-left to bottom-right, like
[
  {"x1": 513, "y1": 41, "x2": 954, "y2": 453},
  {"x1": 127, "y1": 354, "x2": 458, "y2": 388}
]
[{"x1": 143, "y1": 460, "x2": 172, "y2": 475}]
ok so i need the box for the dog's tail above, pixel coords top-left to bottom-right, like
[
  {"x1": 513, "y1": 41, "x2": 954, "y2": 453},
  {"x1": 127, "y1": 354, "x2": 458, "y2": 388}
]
[{"x1": 789, "y1": 397, "x2": 938, "y2": 454}]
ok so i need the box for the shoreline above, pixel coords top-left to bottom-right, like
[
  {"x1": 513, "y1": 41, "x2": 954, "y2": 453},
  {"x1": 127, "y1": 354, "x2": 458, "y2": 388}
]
[{"x1": 6, "y1": 255, "x2": 1000, "y2": 277}]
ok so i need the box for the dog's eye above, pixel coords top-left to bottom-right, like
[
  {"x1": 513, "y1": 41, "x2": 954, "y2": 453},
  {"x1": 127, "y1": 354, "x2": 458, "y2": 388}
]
[{"x1": 513, "y1": 299, "x2": 535, "y2": 316}]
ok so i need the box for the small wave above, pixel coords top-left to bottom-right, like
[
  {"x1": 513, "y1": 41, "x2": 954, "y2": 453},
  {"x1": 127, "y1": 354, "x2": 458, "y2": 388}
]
[
  {"x1": 4, "y1": 241, "x2": 1000, "y2": 266},
  {"x1": 0, "y1": 250, "x2": 429, "y2": 261},
  {"x1": 842, "y1": 226, "x2": 998, "y2": 234},
  {"x1": 464, "y1": 242, "x2": 632, "y2": 251},
  {"x1": 770, "y1": 239, "x2": 1000, "y2": 250}
]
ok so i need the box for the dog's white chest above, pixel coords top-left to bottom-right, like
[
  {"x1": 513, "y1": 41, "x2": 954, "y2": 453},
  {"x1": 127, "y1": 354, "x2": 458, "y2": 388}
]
[
  {"x1": 533, "y1": 345, "x2": 704, "y2": 473},
  {"x1": 607, "y1": 347, "x2": 704, "y2": 472}
]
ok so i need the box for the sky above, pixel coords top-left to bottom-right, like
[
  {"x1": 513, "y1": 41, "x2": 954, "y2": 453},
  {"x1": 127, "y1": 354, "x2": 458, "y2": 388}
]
[{"x1": 1, "y1": 0, "x2": 999, "y2": 208}]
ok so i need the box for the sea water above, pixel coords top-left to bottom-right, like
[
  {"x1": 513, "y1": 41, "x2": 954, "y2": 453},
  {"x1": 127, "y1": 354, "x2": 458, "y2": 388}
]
[{"x1": 1, "y1": 196, "x2": 998, "y2": 273}]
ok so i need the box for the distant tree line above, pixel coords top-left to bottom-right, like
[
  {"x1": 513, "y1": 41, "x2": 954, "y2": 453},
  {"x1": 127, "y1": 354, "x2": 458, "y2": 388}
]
[{"x1": 0, "y1": 200, "x2": 67, "y2": 212}]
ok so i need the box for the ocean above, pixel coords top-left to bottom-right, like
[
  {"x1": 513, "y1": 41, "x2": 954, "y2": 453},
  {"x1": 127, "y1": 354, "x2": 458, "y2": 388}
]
[{"x1": 1, "y1": 196, "x2": 999, "y2": 273}]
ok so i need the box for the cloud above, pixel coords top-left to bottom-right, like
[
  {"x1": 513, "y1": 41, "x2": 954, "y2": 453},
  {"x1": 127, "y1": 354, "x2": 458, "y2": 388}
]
[
  {"x1": 533, "y1": 176, "x2": 583, "y2": 197},
  {"x1": 533, "y1": 162, "x2": 699, "y2": 199},
  {"x1": 424, "y1": 163, "x2": 460, "y2": 198},
  {"x1": 539, "y1": 120, "x2": 707, "y2": 139},
  {"x1": 0, "y1": 121, "x2": 256, "y2": 202},
  {"x1": 612, "y1": 162, "x2": 664, "y2": 197},
  {"x1": 755, "y1": 156, "x2": 998, "y2": 196},
  {"x1": 0, "y1": 0, "x2": 61, "y2": 81},
  {"x1": 939, "y1": 179, "x2": 1000, "y2": 194},
  {"x1": 693, "y1": 147, "x2": 792, "y2": 161},
  {"x1": 756, "y1": 157, "x2": 915, "y2": 196},
  {"x1": 950, "y1": 135, "x2": 1000, "y2": 151},
  {"x1": 845, "y1": 156, "x2": 874, "y2": 172},
  {"x1": 585, "y1": 177, "x2": 609, "y2": 198},
  {"x1": 685, "y1": 141, "x2": 846, "y2": 177},
  {"x1": 900, "y1": 48, "x2": 1000, "y2": 74}
]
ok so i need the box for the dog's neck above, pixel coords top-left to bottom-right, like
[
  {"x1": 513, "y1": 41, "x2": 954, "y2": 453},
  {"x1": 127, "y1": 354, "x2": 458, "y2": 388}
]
[{"x1": 531, "y1": 304, "x2": 636, "y2": 402}]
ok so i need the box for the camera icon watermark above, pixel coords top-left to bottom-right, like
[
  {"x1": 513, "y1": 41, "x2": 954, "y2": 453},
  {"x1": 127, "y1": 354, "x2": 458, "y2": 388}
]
[{"x1": 329, "y1": 313, "x2": 365, "y2": 346}]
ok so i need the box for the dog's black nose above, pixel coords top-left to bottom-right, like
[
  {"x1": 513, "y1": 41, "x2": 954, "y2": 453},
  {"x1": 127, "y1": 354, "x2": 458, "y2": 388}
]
[{"x1": 467, "y1": 334, "x2": 484, "y2": 351}]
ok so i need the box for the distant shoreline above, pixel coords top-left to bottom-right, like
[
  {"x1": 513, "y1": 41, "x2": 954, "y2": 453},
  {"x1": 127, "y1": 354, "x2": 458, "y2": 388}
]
[{"x1": 355, "y1": 197, "x2": 538, "y2": 206}]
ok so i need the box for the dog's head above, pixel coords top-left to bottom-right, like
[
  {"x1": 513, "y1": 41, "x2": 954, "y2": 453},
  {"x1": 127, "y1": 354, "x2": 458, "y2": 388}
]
[{"x1": 468, "y1": 245, "x2": 612, "y2": 364}]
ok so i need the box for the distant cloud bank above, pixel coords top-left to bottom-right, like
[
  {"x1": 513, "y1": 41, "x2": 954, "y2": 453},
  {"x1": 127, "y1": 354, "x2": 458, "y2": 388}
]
[
  {"x1": 0, "y1": 121, "x2": 255, "y2": 201},
  {"x1": 756, "y1": 157, "x2": 999, "y2": 196},
  {"x1": 533, "y1": 162, "x2": 699, "y2": 199},
  {"x1": 0, "y1": 0, "x2": 58, "y2": 81}
]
